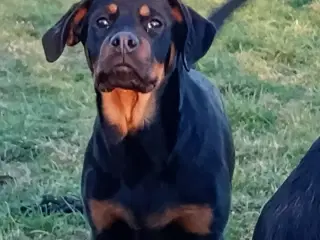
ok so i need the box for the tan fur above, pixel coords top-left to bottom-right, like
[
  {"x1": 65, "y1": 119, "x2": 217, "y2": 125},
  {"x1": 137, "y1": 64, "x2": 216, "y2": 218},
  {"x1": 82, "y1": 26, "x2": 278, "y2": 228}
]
[
  {"x1": 107, "y1": 3, "x2": 118, "y2": 14},
  {"x1": 101, "y1": 89, "x2": 156, "y2": 137},
  {"x1": 171, "y1": 7, "x2": 183, "y2": 23},
  {"x1": 89, "y1": 199, "x2": 138, "y2": 233},
  {"x1": 168, "y1": 43, "x2": 176, "y2": 69},
  {"x1": 151, "y1": 62, "x2": 165, "y2": 85},
  {"x1": 67, "y1": 7, "x2": 88, "y2": 46},
  {"x1": 146, "y1": 204, "x2": 213, "y2": 235},
  {"x1": 139, "y1": 4, "x2": 151, "y2": 17}
]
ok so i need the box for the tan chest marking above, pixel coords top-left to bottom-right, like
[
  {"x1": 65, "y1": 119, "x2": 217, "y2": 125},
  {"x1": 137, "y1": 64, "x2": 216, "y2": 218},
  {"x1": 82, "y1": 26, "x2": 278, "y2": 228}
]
[
  {"x1": 89, "y1": 199, "x2": 138, "y2": 232},
  {"x1": 146, "y1": 204, "x2": 213, "y2": 235},
  {"x1": 101, "y1": 89, "x2": 156, "y2": 136}
]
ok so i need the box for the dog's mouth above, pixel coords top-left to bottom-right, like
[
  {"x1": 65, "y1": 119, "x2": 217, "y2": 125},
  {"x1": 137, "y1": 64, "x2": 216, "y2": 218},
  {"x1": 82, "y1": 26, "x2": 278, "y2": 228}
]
[{"x1": 95, "y1": 64, "x2": 157, "y2": 93}]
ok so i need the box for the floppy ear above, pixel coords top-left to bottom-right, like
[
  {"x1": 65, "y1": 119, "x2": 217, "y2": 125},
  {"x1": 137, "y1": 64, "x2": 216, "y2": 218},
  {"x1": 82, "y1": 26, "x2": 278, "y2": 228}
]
[
  {"x1": 169, "y1": 0, "x2": 217, "y2": 71},
  {"x1": 169, "y1": 0, "x2": 248, "y2": 71},
  {"x1": 42, "y1": 0, "x2": 90, "y2": 62}
]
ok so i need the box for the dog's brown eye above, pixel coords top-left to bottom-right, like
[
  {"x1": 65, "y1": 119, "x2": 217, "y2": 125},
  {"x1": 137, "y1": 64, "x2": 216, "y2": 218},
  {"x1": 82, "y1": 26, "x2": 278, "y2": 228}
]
[
  {"x1": 96, "y1": 17, "x2": 109, "y2": 28},
  {"x1": 147, "y1": 19, "x2": 162, "y2": 30}
]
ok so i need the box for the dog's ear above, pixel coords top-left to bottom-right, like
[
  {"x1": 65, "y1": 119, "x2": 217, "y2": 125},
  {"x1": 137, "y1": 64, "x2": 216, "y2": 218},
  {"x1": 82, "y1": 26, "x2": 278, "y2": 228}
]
[
  {"x1": 42, "y1": 0, "x2": 91, "y2": 62},
  {"x1": 169, "y1": 0, "x2": 216, "y2": 71},
  {"x1": 169, "y1": 0, "x2": 248, "y2": 71}
]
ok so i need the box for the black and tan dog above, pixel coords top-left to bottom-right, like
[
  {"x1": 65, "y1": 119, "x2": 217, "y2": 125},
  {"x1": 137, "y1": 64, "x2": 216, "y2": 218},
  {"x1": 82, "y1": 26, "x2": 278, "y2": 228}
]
[
  {"x1": 42, "y1": 0, "x2": 247, "y2": 239},
  {"x1": 252, "y1": 137, "x2": 320, "y2": 240}
]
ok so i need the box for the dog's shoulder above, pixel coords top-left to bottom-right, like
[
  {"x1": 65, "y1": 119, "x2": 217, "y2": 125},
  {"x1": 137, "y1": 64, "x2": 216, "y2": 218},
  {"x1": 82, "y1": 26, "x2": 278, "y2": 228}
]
[
  {"x1": 178, "y1": 68, "x2": 231, "y2": 143},
  {"x1": 172, "y1": 68, "x2": 234, "y2": 172}
]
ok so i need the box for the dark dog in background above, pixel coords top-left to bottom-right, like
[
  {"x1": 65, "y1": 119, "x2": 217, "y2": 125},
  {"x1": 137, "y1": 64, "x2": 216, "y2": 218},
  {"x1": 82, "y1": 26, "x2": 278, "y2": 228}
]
[
  {"x1": 41, "y1": 0, "x2": 247, "y2": 239},
  {"x1": 252, "y1": 137, "x2": 320, "y2": 240}
]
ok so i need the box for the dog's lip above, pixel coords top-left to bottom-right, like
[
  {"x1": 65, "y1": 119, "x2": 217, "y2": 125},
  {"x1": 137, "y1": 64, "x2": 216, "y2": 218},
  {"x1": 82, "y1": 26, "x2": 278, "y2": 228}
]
[
  {"x1": 112, "y1": 64, "x2": 134, "y2": 72},
  {"x1": 108, "y1": 83, "x2": 156, "y2": 93},
  {"x1": 94, "y1": 63, "x2": 157, "y2": 93},
  {"x1": 97, "y1": 63, "x2": 141, "y2": 78},
  {"x1": 96, "y1": 79, "x2": 157, "y2": 93}
]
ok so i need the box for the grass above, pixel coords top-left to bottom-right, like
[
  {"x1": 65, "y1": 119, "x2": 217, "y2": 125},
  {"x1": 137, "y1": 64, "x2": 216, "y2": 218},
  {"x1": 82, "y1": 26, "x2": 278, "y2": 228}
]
[{"x1": 0, "y1": 0, "x2": 320, "y2": 239}]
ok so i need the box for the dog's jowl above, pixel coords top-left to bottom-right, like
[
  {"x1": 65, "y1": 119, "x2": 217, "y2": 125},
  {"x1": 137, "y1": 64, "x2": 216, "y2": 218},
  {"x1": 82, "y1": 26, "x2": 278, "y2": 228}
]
[{"x1": 42, "y1": 0, "x2": 247, "y2": 239}]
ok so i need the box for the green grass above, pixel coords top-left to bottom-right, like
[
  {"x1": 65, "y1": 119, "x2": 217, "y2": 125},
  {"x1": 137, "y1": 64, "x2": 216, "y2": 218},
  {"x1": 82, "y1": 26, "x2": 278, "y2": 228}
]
[{"x1": 1, "y1": 0, "x2": 320, "y2": 239}]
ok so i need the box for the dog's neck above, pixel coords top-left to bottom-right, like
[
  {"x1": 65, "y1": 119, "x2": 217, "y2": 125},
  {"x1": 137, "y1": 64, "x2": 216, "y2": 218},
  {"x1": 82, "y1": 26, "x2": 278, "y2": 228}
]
[
  {"x1": 96, "y1": 47, "x2": 179, "y2": 142},
  {"x1": 99, "y1": 89, "x2": 157, "y2": 137},
  {"x1": 95, "y1": 68, "x2": 179, "y2": 143},
  {"x1": 93, "y1": 68, "x2": 180, "y2": 177}
]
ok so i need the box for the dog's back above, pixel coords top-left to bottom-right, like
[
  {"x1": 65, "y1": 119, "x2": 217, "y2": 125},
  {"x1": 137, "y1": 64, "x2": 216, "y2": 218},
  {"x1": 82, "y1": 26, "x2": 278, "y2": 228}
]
[{"x1": 253, "y1": 137, "x2": 320, "y2": 240}]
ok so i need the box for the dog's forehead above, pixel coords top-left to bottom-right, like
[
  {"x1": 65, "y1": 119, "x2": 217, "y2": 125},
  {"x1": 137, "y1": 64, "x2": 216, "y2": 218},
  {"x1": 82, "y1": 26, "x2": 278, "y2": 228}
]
[{"x1": 91, "y1": 0, "x2": 172, "y2": 14}]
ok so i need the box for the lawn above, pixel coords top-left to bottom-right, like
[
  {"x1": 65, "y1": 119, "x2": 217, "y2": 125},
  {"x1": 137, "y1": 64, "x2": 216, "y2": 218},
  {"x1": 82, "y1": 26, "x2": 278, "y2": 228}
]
[{"x1": 1, "y1": 0, "x2": 320, "y2": 239}]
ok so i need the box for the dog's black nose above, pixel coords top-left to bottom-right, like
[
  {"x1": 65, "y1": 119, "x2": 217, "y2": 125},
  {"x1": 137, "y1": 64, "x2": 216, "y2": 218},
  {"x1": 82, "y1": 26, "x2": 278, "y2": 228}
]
[{"x1": 110, "y1": 32, "x2": 139, "y2": 53}]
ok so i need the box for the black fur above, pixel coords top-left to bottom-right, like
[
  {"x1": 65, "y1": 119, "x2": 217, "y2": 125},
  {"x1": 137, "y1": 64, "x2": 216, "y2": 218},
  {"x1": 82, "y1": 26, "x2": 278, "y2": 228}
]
[
  {"x1": 253, "y1": 137, "x2": 320, "y2": 240},
  {"x1": 37, "y1": 0, "x2": 248, "y2": 239}
]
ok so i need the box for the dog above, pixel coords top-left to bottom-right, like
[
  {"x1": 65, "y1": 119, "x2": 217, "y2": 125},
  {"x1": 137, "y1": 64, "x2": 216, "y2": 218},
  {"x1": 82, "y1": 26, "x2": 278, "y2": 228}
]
[
  {"x1": 252, "y1": 137, "x2": 320, "y2": 240},
  {"x1": 42, "y1": 0, "x2": 247, "y2": 239}
]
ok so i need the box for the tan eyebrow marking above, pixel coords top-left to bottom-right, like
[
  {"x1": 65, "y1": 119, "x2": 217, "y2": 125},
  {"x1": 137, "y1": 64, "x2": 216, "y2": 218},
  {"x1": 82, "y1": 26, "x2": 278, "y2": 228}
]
[
  {"x1": 139, "y1": 4, "x2": 150, "y2": 17},
  {"x1": 171, "y1": 7, "x2": 183, "y2": 23},
  {"x1": 107, "y1": 3, "x2": 118, "y2": 14}
]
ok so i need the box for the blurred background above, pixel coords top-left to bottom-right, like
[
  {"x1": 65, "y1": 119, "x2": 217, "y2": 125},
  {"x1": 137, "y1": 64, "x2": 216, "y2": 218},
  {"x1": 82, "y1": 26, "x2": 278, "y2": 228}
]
[{"x1": 0, "y1": 0, "x2": 320, "y2": 239}]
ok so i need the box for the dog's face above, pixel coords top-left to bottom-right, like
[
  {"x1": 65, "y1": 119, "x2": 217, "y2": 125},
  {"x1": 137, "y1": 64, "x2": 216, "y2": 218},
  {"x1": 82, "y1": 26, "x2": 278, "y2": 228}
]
[
  {"x1": 86, "y1": 0, "x2": 177, "y2": 93},
  {"x1": 42, "y1": 0, "x2": 217, "y2": 94}
]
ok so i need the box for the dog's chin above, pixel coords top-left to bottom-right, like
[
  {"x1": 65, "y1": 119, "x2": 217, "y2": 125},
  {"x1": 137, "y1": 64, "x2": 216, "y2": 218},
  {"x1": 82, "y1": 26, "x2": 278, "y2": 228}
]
[
  {"x1": 95, "y1": 67, "x2": 157, "y2": 93},
  {"x1": 98, "y1": 83, "x2": 156, "y2": 93}
]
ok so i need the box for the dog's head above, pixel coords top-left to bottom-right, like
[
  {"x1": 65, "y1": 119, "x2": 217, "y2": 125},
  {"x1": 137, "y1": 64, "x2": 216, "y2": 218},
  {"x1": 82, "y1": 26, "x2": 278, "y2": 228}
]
[{"x1": 42, "y1": 0, "x2": 216, "y2": 93}]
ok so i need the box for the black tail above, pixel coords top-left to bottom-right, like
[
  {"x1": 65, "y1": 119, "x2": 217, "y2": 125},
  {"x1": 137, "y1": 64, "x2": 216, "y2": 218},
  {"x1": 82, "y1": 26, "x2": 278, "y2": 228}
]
[
  {"x1": 208, "y1": 0, "x2": 248, "y2": 32},
  {"x1": 20, "y1": 195, "x2": 84, "y2": 216}
]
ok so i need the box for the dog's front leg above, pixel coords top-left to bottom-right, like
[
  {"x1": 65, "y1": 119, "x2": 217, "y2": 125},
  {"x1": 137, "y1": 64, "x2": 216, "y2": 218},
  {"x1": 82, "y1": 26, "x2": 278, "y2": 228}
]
[
  {"x1": 81, "y1": 165, "x2": 138, "y2": 240},
  {"x1": 146, "y1": 203, "x2": 220, "y2": 239},
  {"x1": 86, "y1": 198, "x2": 138, "y2": 240}
]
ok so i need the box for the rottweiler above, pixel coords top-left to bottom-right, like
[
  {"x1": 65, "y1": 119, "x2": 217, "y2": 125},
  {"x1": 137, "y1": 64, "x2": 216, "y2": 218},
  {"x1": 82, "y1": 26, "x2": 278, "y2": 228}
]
[
  {"x1": 252, "y1": 137, "x2": 320, "y2": 240},
  {"x1": 42, "y1": 0, "x2": 247, "y2": 239}
]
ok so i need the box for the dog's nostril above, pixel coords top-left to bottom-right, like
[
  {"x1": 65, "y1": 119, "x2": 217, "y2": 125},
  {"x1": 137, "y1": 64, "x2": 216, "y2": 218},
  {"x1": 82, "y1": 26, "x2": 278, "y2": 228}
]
[
  {"x1": 110, "y1": 32, "x2": 139, "y2": 52},
  {"x1": 111, "y1": 37, "x2": 120, "y2": 47},
  {"x1": 127, "y1": 39, "x2": 137, "y2": 49}
]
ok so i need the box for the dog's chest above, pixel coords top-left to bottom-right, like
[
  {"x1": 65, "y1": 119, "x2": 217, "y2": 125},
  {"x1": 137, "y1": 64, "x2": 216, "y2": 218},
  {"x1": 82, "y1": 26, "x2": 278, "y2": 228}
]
[
  {"x1": 95, "y1": 119, "x2": 181, "y2": 219},
  {"x1": 115, "y1": 144, "x2": 179, "y2": 219},
  {"x1": 114, "y1": 172, "x2": 179, "y2": 221}
]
